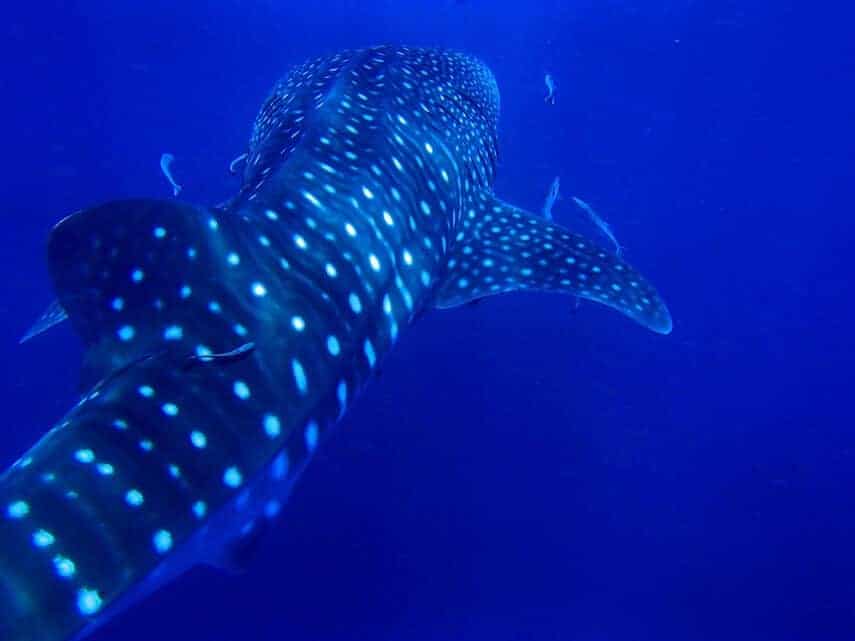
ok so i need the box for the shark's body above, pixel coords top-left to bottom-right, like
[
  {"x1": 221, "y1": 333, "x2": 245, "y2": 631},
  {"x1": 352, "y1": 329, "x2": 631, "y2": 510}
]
[{"x1": 0, "y1": 46, "x2": 671, "y2": 641}]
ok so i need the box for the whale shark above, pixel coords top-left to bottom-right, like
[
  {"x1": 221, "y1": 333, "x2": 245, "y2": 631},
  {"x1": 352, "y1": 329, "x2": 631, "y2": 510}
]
[{"x1": 0, "y1": 45, "x2": 671, "y2": 641}]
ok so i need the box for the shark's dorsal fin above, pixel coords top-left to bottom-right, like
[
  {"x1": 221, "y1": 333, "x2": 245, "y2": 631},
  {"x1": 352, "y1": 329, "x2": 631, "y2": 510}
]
[
  {"x1": 47, "y1": 198, "x2": 227, "y2": 389},
  {"x1": 434, "y1": 193, "x2": 672, "y2": 334}
]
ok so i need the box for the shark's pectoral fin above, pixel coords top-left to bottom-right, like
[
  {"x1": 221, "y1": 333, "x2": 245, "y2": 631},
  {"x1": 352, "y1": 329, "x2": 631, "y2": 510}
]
[
  {"x1": 47, "y1": 198, "x2": 225, "y2": 389},
  {"x1": 19, "y1": 298, "x2": 69, "y2": 344},
  {"x1": 433, "y1": 193, "x2": 672, "y2": 334}
]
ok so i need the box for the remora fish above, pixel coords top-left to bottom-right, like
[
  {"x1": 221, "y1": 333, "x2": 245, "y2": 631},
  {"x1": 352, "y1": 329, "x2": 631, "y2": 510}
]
[{"x1": 0, "y1": 46, "x2": 672, "y2": 641}]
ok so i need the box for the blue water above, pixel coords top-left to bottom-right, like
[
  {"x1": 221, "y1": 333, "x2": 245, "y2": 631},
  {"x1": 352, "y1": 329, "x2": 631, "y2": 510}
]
[{"x1": 2, "y1": 1, "x2": 853, "y2": 639}]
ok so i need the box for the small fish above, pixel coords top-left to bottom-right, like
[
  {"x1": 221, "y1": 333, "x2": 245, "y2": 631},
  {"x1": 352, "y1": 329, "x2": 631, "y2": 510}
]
[
  {"x1": 184, "y1": 342, "x2": 256, "y2": 368},
  {"x1": 228, "y1": 152, "x2": 248, "y2": 175},
  {"x1": 543, "y1": 176, "x2": 560, "y2": 219},
  {"x1": 571, "y1": 196, "x2": 624, "y2": 257},
  {"x1": 159, "y1": 153, "x2": 182, "y2": 196},
  {"x1": 544, "y1": 73, "x2": 556, "y2": 105}
]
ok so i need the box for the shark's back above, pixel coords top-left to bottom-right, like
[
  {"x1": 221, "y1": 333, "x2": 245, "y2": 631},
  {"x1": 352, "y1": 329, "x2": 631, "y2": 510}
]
[{"x1": 239, "y1": 46, "x2": 499, "y2": 204}]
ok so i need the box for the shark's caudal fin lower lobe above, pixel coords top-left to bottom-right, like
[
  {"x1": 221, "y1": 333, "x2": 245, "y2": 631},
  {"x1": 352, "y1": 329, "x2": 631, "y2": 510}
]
[{"x1": 434, "y1": 192, "x2": 672, "y2": 334}]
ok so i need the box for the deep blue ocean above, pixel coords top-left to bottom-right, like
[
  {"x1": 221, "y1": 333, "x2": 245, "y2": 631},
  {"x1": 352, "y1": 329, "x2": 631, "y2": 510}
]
[{"x1": 2, "y1": 1, "x2": 853, "y2": 640}]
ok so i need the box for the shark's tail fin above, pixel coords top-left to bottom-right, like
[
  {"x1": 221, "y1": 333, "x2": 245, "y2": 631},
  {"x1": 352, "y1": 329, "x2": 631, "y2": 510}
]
[
  {"x1": 0, "y1": 347, "x2": 260, "y2": 641},
  {"x1": 434, "y1": 192, "x2": 672, "y2": 334},
  {"x1": 1, "y1": 198, "x2": 287, "y2": 641},
  {"x1": 0, "y1": 199, "x2": 212, "y2": 641}
]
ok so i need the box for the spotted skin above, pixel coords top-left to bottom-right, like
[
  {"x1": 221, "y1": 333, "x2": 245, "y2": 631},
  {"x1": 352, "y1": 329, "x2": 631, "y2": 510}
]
[{"x1": 0, "y1": 46, "x2": 670, "y2": 641}]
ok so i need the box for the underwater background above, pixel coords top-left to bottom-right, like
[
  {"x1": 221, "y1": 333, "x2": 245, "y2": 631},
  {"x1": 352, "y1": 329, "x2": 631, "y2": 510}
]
[{"x1": 1, "y1": 0, "x2": 853, "y2": 639}]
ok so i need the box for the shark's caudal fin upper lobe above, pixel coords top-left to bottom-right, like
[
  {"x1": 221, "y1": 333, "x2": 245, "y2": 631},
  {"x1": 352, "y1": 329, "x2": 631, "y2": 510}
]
[{"x1": 435, "y1": 192, "x2": 672, "y2": 334}]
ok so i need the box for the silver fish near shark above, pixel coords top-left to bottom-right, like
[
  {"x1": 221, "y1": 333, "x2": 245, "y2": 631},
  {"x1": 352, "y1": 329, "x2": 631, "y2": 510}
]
[
  {"x1": 543, "y1": 176, "x2": 560, "y2": 220},
  {"x1": 544, "y1": 72, "x2": 556, "y2": 104},
  {"x1": 0, "y1": 45, "x2": 671, "y2": 641},
  {"x1": 159, "y1": 153, "x2": 182, "y2": 197}
]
